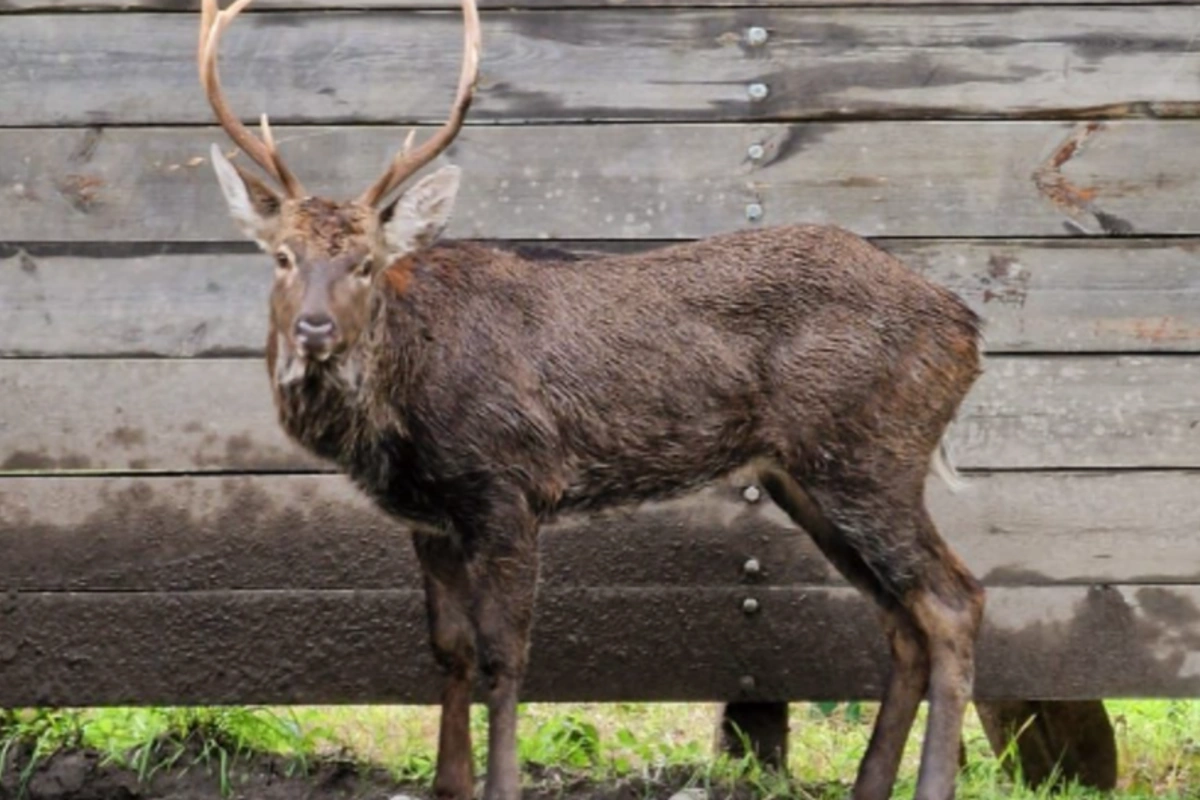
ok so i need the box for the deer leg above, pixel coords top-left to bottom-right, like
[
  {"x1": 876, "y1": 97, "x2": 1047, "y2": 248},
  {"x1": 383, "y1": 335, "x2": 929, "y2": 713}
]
[
  {"x1": 760, "y1": 472, "x2": 931, "y2": 800},
  {"x1": 459, "y1": 494, "x2": 540, "y2": 800},
  {"x1": 853, "y1": 611, "x2": 930, "y2": 800},
  {"x1": 414, "y1": 532, "x2": 478, "y2": 800},
  {"x1": 822, "y1": 498, "x2": 981, "y2": 800},
  {"x1": 908, "y1": 537, "x2": 984, "y2": 800}
]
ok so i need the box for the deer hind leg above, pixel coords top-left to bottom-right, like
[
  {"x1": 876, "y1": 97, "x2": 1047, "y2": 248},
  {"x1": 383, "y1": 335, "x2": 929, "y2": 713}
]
[
  {"x1": 760, "y1": 470, "x2": 982, "y2": 800},
  {"x1": 907, "y1": 522, "x2": 985, "y2": 800},
  {"x1": 413, "y1": 532, "x2": 478, "y2": 800},
  {"x1": 456, "y1": 491, "x2": 541, "y2": 800}
]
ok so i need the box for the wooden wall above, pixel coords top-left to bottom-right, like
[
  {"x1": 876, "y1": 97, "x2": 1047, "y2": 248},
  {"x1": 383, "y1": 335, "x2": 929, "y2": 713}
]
[{"x1": 3, "y1": 0, "x2": 1200, "y2": 707}]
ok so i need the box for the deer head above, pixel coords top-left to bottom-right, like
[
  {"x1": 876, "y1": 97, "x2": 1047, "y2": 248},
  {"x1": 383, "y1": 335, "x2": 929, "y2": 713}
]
[{"x1": 199, "y1": 0, "x2": 480, "y2": 377}]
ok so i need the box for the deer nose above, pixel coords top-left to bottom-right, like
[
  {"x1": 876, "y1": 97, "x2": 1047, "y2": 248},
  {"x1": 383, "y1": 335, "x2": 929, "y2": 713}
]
[{"x1": 294, "y1": 315, "x2": 336, "y2": 348}]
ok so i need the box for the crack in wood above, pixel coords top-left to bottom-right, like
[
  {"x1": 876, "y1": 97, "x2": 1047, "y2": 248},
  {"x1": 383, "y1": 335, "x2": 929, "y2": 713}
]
[{"x1": 1032, "y1": 122, "x2": 1135, "y2": 237}]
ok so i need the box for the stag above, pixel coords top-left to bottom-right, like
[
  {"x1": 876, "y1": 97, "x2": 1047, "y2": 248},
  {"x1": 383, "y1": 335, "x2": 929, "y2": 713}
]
[{"x1": 198, "y1": 2, "x2": 985, "y2": 798}]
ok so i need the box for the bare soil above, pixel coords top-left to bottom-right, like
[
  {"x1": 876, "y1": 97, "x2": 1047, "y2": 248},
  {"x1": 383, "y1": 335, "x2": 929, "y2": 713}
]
[{"x1": 0, "y1": 745, "x2": 728, "y2": 800}]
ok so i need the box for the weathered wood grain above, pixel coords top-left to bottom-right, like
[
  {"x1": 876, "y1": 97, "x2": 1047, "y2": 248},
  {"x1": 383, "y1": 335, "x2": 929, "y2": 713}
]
[
  {"x1": 2, "y1": 584, "x2": 1198, "y2": 707},
  {"x1": 6, "y1": 0, "x2": 1189, "y2": 10},
  {"x1": 4, "y1": 9, "x2": 1200, "y2": 126},
  {"x1": 4, "y1": 472, "x2": 1200, "y2": 592},
  {"x1": 1, "y1": 122, "x2": 1195, "y2": 241},
  {"x1": 3, "y1": 356, "x2": 1200, "y2": 474},
  {"x1": 7, "y1": 240, "x2": 1200, "y2": 358}
]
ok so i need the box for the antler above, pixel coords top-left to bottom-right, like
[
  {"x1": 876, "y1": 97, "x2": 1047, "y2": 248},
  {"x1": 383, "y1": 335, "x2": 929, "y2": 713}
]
[
  {"x1": 199, "y1": 0, "x2": 305, "y2": 197},
  {"x1": 357, "y1": 0, "x2": 481, "y2": 208}
]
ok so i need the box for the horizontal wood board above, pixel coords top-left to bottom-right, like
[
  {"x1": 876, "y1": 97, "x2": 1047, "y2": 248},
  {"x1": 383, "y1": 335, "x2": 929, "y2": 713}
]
[
  {"x1": 2, "y1": 122, "x2": 1198, "y2": 241},
  {"x1": 7, "y1": 0, "x2": 1195, "y2": 9},
  {"x1": 5, "y1": 356, "x2": 1200, "y2": 474},
  {"x1": 4, "y1": 472, "x2": 1200, "y2": 591},
  {"x1": 2, "y1": 585, "x2": 1198, "y2": 706},
  {"x1": 7, "y1": 240, "x2": 1200, "y2": 357},
  {"x1": 4, "y1": 8, "x2": 1200, "y2": 126}
]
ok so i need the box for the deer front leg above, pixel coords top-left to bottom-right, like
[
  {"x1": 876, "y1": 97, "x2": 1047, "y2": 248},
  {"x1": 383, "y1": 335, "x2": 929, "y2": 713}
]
[
  {"x1": 460, "y1": 495, "x2": 540, "y2": 800},
  {"x1": 414, "y1": 532, "x2": 478, "y2": 800}
]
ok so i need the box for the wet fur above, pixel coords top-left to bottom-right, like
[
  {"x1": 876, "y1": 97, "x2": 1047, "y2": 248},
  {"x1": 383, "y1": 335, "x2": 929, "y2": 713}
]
[
  {"x1": 265, "y1": 222, "x2": 986, "y2": 800},
  {"x1": 274, "y1": 226, "x2": 980, "y2": 592}
]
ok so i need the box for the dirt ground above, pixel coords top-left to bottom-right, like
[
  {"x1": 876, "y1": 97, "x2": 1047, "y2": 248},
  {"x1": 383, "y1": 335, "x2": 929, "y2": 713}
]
[{"x1": 0, "y1": 745, "x2": 729, "y2": 800}]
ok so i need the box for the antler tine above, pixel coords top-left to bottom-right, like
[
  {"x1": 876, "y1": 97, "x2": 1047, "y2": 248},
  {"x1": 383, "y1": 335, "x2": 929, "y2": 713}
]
[
  {"x1": 357, "y1": 0, "x2": 481, "y2": 207},
  {"x1": 199, "y1": 0, "x2": 305, "y2": 198}
]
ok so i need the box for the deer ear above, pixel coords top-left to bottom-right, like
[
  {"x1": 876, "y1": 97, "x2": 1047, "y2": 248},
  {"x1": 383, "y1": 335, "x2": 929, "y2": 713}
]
[
  {"x1": 210, "y1": 143, "x2": 282, "y2": 250},
  {"x1": 381, "y1": 166, "x2": 461, "y2": 257}
]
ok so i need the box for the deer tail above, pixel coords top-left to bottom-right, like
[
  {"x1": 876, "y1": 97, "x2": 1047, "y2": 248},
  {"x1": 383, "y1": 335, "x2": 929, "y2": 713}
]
[{"x1": 931, "y1": 439, "x2": 968, "y2": 493}]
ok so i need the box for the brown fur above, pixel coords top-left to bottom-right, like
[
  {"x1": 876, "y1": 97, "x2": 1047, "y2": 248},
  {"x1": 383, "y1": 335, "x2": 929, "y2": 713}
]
[
  {"x1": 236, "y1": 172, "x2": 984, "y2": 800},
  {"x1": 383, "y1": 257, "x2": 416, "y2": 295}
]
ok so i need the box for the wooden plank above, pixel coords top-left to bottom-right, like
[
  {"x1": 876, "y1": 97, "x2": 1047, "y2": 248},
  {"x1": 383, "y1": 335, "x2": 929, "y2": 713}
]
[
  {"x1": 899, "y1": 240, "x2": 1200, "y2": 353},
  {"x1": 4, "y1": 9, "x2": 1200, "y2": 126},
  {"x1": 6, "y1": 0, "x2": 1190, "y2": 10},
  {"x1": 4, "y1": 472, "x2": 1200, "y2": 591},
  {"x1": 4, "y1": 356, "x2": 1200, "y2": 473},
  {"x1": 8, "y1": 240, "x2": 1200, "y2": 358},
  {"x1": 2, "y1": 584, "x2": 1198, "y2": 707},
  {"x1": 2, "y1": 122, "x2": 1197, "y2": 241}
]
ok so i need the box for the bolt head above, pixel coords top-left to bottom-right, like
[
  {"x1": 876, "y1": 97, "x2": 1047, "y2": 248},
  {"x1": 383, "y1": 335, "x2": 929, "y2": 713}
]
[
  {"x1": 739, "y1": 674, "x2": 757, "y2": 692},
  {"x1": 747, "y1": 82, "x2": 769, "y2": 102},
  {"x1": 747, "y1": 143, "x2": 765, "y2": 161},
  {"x1": 742, "y1": 597, "x2": 760, "y2": 615},
  {"x1": 743, "y1": 557, "x2": 762, "y2": 576},
  {"x1": 746, "y1": 27, "x2": 769, "y2": 47},
  {"x1": 744, "y1": 203, "x2": 764, "y2": 223}
]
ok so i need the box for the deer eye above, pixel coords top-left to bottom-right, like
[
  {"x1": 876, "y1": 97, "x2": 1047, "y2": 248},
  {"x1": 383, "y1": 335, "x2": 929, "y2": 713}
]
[{"x1": 274, "y1": 251, "x2": 292, "y2": 270}]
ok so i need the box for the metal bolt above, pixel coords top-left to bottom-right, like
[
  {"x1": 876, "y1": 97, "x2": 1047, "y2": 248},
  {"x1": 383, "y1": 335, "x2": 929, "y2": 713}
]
[
  {"x1": 746, "y1": 143, "x2": 765, "y2": 161},
  {"x1": 744, "y1": 203, "x2": 764, "y2": 223},
  {"x1": 742, "y1": 597, "x2": 760, "y2": 615},
  {"x1": 739, "y1": 674, "x2": 757, "y2": 692},
  {"x1": 746, "y1": 27, "x2": 769, "y2": 47},
  {"x1": 743, "y1": 557, "x2": 762, "y2": 577},
  {"x1": 747, "y1": 82, "x2": 769, "y2": 102}
]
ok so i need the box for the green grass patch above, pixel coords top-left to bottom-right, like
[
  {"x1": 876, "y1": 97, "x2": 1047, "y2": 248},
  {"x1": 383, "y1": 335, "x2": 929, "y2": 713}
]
[{"x1": 2, "y1": 701, "x2": 1198, "y2": 798}]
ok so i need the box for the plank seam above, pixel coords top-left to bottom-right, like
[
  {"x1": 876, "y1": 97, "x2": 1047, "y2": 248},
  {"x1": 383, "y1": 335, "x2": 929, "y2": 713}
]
[
  {"x1": 6, "y1": 109, "x2": 1200, "y2": 129},
  {"x1": 6, "y1": 466, "x2": 1200, "y2": 479},
  {"x1": 8, "y1": 235, "x2": 1200, "y2": 259}
]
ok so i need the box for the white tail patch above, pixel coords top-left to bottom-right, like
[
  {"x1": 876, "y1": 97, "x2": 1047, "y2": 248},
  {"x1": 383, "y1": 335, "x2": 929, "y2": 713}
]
[{"x1": 931, "y1": 440, "x2": 968, "y2": 493}]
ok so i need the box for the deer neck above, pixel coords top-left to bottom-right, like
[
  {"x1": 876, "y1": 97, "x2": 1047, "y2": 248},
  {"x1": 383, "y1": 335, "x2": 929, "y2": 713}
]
[
  {"x1": 267, "y1": 331, "x2": 366, "y2": 464},
  {"x1": 265, "y1": 289, "x2": 425, "y2": 468}
]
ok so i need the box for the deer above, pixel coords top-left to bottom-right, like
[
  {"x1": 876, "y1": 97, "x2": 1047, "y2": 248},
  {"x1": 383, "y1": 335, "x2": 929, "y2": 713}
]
[{"x1": 197, "y1": 1, "x2": 986, "y2": 798}]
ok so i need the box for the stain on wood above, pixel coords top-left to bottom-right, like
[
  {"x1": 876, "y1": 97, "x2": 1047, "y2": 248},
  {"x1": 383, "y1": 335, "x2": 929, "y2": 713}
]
[
  {"x1": 1, "y1": 584, "x2": 1198, "y2": 708},
  {"x1": 6, "y1": 471, "x2": 1200, "y2": 593},
  {"x1": 1032, "y1": 122, "x2": 1139, "y2": 235},
  {"x1": 6, "y1": 10, "x2": 1200, "y2": 126}
]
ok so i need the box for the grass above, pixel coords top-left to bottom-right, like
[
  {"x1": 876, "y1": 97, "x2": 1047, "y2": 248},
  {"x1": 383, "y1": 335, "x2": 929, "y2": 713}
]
[{"x1": 2, "y1": 700, "x2": 1199, "y2": 798}]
